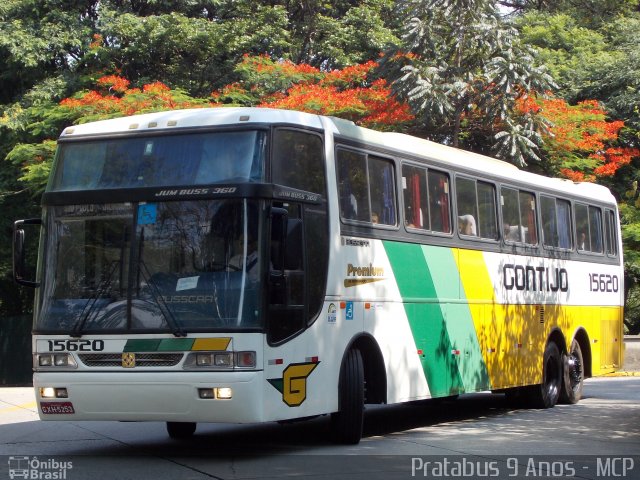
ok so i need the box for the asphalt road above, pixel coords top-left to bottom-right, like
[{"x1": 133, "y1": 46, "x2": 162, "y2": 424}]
[{"x1": 0, "y1": 377, "x2": 639, "y2": 480}]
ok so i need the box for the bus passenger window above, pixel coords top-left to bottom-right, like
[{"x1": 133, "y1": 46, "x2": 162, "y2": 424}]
[
  {"x1": 576, "y1": 204, "x2": 603, "y2": 253},
  {"x1": 456, "y1": 177, "x2": 478, "y2": 236},
  {"x1": 541, "y1": 196, "x2": 572, "y2": 249},
  {"x1": 428, "y1": 170, "x2": 451, "y2": 233},
  {"x1": 403, "y1": 165, "x2": 451, "y2": 233},
  {"x1": 605, "y1": 209, "x2": 618, "y2": 257},
  {"x1": 501, "y1": 187, "x2": 537, "y2": 245},
  {"x1": 272, "y1": 130, "x2": 325, "y2": 195},
  {"x1": 337, "y1": 149, "x2": 369, "y2": 222},
  {"x1": 456, "y1": 177, "x2": 497, "y2": 239},
  {"x1": 403, "y1": 165, "x2": 428, "y2": 229},
  {"x1": 478, "y1": 182, "x2": 498, "y2": 240},
  {"x1": 369, "y1": 157, "x2": 396, "y2": 226}
]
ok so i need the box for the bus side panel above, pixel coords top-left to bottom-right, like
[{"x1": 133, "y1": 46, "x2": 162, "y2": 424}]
[
  {"x1": 383, "y1": 242, "x2": 491, "y2": 398},
  {"x1": 456, "y1": 249, "x2": 545, "y2": 389},
  {"x1": 477, "y1": 251, "x2": 624, "y2": 386}
]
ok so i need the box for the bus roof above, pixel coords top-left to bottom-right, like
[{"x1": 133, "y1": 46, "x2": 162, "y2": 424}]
[{"x1": 60, "y1": 107, "x2": 616, "y2": 205}]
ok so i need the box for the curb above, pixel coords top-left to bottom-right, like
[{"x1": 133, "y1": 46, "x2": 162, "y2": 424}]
[{"x1": 603, "y1": 371, "x2": 640, "y2": 377}]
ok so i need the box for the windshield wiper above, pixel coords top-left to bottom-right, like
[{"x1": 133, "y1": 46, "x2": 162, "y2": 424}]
[
  {"x1": 138, "y1": 260, "x2": 187, "y2": 337},
  {"x1": 71, "y1": 260, "x2": 119, "y2": 338}
]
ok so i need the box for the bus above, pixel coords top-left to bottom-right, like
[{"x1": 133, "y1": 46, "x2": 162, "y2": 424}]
[{"x1": 13, "y1": 107, "x2": 624, "y2": 444}]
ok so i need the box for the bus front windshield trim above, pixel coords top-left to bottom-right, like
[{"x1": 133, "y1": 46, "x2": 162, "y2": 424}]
[{"x1": 37, "y1": 200, "x2": 263, "y2": 334}]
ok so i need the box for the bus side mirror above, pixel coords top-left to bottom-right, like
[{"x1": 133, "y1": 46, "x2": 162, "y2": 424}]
[{"x1": 13, "y1": 218, "x2": 41, "y2": 288}]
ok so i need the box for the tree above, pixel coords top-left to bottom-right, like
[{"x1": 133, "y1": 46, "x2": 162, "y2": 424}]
[
  {"x1": 382, "y1": 0, "x2": 555, "y2": 167},
  {"x1": 515, "y1": 95, "x2": 640, "y2": 181},
  {"x1": 2, "y1": 75, "x2": 213, "y2": 194},
  {"x1": 212, "y1": 55, "x2": 413, "y2": 130},
  {"x1": 498, "y1": 0, "x2": 639, "y2": 28}
]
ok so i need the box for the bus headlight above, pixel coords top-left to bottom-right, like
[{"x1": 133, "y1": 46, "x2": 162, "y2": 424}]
[
  {"x1": 35, "y1": 354, "x2": 77, "y2": 370},
  {"x1": 39, "y1": 387, "x2": 69, "y2": 399},
  {"x1": 214, "y1": 353, "x2": 232, "y2": 367},
  {"x1": 216, "y1": 387, "x2": 233, "y2": 399},
  {"x1": 183, "y1": 351, "x2": 256, "y2": 370}
]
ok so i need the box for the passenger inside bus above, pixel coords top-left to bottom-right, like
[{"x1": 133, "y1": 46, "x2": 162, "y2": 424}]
[{"x1": 458, "y1": 215, "x2": 477, "y2": 236}]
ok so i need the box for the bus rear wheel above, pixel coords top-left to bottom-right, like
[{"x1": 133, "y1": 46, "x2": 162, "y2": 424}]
[
  {"x1": 166, "y1": 421, "x2": 197, "y2": 439},
  {"x1": 331, "y1": 348, "x2": 364, "y2": 444},
  {"x1": 528, "y1": 342, "x2": 562, "y2": 409},
  {"x1": 559, "y1": 339, "x2": 584, "y2": 404}
]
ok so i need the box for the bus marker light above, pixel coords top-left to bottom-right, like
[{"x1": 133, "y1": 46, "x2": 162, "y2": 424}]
[
  {"x1": 198, "y1": 388, "x2": 215, "y2": 399},
  {"x1": 417, "y1": 349, "x2": 423, "y2": 355},
  {"x1": 305, "y1": 356, "x2": 319, "y2": 363},
  {"x1": 235, "y1": 351, "x2": 256, "y2": 368},
  {"x1": 365, "y1": 303, "x2": 371, "y2": 309},
  {"x1": 451, "y1": 349, "x2": 460, "y2": 356},
  {"x1": 268, "y1": 359, "x2": 283, "y2": 365},
  {"x1": 216, "y1": 388, "x2": 233, "y2": 400},
  {"x1": 55, "y1": 388, "x2": 68, "y2": 398},
  {"x1": 239, "y1": 115, "x2": 250, "y2": 121},
  {"x1": 340, "y1": 302, "x2": 346, "y2": 309}
]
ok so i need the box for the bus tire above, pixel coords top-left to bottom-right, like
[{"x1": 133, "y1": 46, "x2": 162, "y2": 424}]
[
  {"x1": 331, "y1": 348, "x2": 364, "y2": 444},
  {"x1": 528, "y1": 342, "x2": 562, "y2": 409},
  {"x1": 166, "y1": 421, "x2": 197, "y2": 439},
  {"x1": 559, "y1": 339, "x2": 584, "y2": 404}
]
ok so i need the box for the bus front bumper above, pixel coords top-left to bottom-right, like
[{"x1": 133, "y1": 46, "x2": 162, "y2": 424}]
[{"x1": 33, "y1": 371, "x2": 264, "y2": 423}]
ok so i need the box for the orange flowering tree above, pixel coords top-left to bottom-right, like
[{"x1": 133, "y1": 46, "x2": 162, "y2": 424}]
[
  {"x1": 212, "y1": 55, "x2": 414, "y2": 130},
  {"x1": 516, "y1": 94, "x2": 640, "y2": 182},
  {"x1": 5, "y1": 60, "x2": 414, "y2": 195},
  {"x1": 3, "y1": 75, "x2": 213, "y2": 192},
  {"x1": 56, "y1": 75, "x2": 211, "y2": 123}
]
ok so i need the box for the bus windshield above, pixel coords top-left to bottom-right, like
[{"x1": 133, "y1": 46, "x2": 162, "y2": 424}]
[
  {"x1": 49, "y1": 130, "x2": 266, "y2": 191},
  {"x1": 37, "y1": 199, "x2": 263, "y2": 334}
]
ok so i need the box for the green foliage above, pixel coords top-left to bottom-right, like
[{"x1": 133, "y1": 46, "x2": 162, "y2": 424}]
[
  {"x1": 5, "y1": 141, "x2": 57, "y2": 193},
  {"x1": 383, "y1": 0, "x2": 554, "y2": 167},
  {"x1": 620, "y1": 180, "x2": 640, "y2": 333}
]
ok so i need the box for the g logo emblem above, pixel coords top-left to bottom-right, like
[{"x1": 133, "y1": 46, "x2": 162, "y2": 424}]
[{"x1": 268, "y1": 362, "x2": 319, "y2": 407}]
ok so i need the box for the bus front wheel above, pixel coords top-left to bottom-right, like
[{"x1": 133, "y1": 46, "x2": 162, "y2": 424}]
[
  {"x1": 528, "y1": 342, "x2": 562, "y2": 409},
  {"x1": 559, "y1": 339, "x2": 584, "y2": 404},
  {"x1": 331, "y1": 348, "x2": 364, "y2": 444},
  {"x1": 166, "y1": 421, "x2": 197, "y2": 439}
]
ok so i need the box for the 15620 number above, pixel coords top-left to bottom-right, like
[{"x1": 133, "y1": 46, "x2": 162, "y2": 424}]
[
  {"x1": 47, "y1": 339, "x2": 105, "y2": 352},
  {"x1": 589, "y1": 273, "x2": 619, "y2": 293}
]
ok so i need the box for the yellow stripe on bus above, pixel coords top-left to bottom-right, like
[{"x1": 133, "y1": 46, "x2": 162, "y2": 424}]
[{"x1": 192, "y1": 338, "x2": 232, "y2": 351}]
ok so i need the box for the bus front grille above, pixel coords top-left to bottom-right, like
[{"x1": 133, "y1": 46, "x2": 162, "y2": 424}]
[{"x1": 78, "y1": 353, "x2": 184, "y2": 367}]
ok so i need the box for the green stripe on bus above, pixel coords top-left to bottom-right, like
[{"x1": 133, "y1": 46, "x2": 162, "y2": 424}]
[
  {"x1": 123, "y1": 338, "x2": 195, "y2": 352},
  {"x1": 383, "y1": 241, "x2": 464, "y2": 397},
  {"x1": 421, "y1": 245, "x2": 491, "y2": 392}
]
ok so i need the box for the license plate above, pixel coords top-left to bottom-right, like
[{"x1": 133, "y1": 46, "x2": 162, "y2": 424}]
[{"x1": 40, "y1": 402, "x2": 75, "y2": 415}]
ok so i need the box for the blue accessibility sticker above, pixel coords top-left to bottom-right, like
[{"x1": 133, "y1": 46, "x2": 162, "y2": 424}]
[{"x1": 138, "y1": 203, "x2": 157, "y2": 225}]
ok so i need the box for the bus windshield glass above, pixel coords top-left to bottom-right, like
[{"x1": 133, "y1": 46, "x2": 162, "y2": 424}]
[
  {"x1": 37, "y1": 199, "x2": 263, "y2": 333},
  {"x1": 49, "y1": 130, "x2": 266, "y2": 191}
]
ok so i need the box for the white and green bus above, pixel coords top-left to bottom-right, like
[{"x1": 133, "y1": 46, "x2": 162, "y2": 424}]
[{"x1": 14, "y1": 107, "x2": 624, "y2": 444}]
